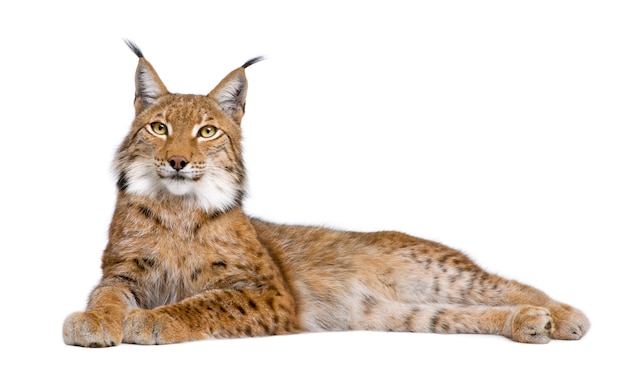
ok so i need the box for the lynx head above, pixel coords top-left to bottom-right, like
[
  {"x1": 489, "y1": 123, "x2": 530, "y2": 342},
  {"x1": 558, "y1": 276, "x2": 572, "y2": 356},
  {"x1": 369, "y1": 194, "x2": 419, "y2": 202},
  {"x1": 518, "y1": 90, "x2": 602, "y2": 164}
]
[{"x1": 115, "y1": 41, "x2": 263, "y2": 214}]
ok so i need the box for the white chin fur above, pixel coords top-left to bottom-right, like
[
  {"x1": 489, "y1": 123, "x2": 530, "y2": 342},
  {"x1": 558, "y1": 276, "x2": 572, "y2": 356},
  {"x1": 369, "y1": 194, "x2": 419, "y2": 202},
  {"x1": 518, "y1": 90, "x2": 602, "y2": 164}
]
[
  {"x1": 162, "y1": 179, "x2": 195, "y2": 196},
  {"x1": 123, "y1": 161, "x2": 241, "y2": 213}
]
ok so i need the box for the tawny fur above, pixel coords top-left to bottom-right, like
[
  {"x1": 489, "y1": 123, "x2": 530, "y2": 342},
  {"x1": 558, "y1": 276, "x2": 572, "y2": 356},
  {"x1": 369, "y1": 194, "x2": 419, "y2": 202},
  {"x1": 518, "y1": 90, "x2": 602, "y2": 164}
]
[{"x1": 63, "y1": 42, "x2": 589, "y2": 347}]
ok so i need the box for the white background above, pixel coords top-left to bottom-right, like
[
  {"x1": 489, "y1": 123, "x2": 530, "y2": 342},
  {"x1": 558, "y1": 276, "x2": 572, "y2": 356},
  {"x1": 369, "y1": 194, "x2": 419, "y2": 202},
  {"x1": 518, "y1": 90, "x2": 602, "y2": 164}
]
[{"x1": 1, "y1": 1, "x2": 624, "y2": 366}]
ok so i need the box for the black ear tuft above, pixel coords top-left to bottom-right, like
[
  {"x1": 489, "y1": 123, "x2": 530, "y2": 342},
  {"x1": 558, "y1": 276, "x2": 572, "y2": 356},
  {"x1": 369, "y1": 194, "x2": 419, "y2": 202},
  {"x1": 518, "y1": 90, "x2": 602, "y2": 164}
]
[
  {"x1": 242, "y1": 56, "x2": 265, "y2": 69},
  {"x1": 124, "y1": 40, "x2": 168, "y2": 114},
  {"x1": 124, "y1": 39, "x2": 144, "y2": 58}
]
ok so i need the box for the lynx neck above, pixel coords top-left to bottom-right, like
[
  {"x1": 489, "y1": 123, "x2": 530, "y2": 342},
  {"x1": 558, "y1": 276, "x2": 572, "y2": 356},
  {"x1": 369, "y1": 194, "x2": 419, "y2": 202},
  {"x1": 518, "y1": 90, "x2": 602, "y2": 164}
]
[{"x1": 115, "y1": 192, "x2": 247, "y2": 236}]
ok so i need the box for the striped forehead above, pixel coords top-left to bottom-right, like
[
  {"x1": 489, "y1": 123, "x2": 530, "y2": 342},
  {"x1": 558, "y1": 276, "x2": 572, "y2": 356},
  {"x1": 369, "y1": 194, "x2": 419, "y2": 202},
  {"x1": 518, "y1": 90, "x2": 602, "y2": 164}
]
[{"x1": 165, "y1": 98, "x2": 207, "y2": 121}]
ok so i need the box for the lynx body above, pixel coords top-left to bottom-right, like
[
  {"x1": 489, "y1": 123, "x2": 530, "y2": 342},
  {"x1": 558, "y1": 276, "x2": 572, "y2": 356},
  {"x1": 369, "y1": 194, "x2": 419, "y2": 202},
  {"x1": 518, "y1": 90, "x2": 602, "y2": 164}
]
[{"x1": 63, "y1": 42, "x2": 589, "y2": 347}]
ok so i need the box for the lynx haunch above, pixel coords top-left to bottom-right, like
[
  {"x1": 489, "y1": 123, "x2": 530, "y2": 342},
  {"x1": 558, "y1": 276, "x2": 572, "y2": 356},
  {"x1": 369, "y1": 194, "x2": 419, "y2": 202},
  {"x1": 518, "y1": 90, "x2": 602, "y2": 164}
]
[{"x1": 63, "y1": 41, "x2": 589, "y2": 347}]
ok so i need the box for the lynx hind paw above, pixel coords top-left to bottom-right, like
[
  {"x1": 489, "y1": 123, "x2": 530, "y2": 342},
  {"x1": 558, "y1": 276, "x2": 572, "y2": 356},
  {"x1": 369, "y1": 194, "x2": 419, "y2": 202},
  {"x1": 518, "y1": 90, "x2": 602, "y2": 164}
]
[
  {"x1": 511, "y1": 306, "x2": 553, "y2": 344},
  {"x1": 63, "y1": 311, "x2": 123, "y2": 348},
  {"x1": 550, "y1": 304, "x2": 590, "y2": 340}
]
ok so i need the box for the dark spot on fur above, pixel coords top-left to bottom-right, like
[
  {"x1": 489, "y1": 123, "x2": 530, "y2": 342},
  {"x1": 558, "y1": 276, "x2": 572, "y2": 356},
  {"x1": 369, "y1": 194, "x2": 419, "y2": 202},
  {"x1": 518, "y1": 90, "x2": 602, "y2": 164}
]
[
  {"x1": 117, "y1": 171, "x2": 129, "y2": 191},
  {"x1": 134, "y1": 258, "x2": 145, "y2": 271},
  {"x1": 212, "y1": 260, "x2": 227, "y2": 268},
  {"x1": 138, "y1": 206, "x2": 153, "y2": 219},
  {"x1": 115, "y1": 274, "x2": 137, "y2": 283},
  {"x1": 282, "y1": 319, "x2": 292, "y2": 332},
  {"x1": 430, "y1": 309, "x2": 445, "y2": 332},
  {"x1": 192, "y1": 268, "x2": 202, "y2": 281},
  {"x1": 130, "y1": 290, "x2": 141, "y2": 306},
  {"x1": 209, "y1": 211, "x2": 224, "y2": 220},
  {"x1": 438, "y1": 253, "x2": 453, "y2": 264},
  {"x1": 361, "y1": 295, "x2": 379, "y2": 315},
  {"x1": 194, "y1": 222, "x2": 203, "y2": 234},
  {"x1": 135, "y1": 205, "x2": 164, "y2": 227},
  {"x1": 403, "y1": 308, "x2": 420, "y2": 331},
  {"x1": 260, "y1": 322, "x2": 271, "y2": 334}
]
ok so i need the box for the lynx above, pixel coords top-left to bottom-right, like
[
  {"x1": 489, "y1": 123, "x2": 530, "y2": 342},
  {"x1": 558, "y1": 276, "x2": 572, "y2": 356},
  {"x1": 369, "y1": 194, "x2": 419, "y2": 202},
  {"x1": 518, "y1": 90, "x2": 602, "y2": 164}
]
[{"x1": 63, "y1": 41, "x2": 589, "y2": 347}]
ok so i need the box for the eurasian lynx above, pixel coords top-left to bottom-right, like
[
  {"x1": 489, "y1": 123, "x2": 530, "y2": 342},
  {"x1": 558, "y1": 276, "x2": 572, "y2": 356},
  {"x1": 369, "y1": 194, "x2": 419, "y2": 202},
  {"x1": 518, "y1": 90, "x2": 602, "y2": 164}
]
[{"x1": 63, "y1": 41, "x2": 589, "y2": 347}]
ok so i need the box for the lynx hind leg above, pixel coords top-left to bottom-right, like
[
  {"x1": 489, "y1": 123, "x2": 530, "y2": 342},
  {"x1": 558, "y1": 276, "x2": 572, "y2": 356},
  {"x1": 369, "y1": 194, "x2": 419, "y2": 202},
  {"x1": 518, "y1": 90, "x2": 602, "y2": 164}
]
[
  {"x1": 407, "y1": 304, "x2": 553, "y2": 343},
  {"x1": 549, "y1": 303, "x2": 590, "y2": 340},
  {"x1": 482, "y1": 277, "x2": 589, "y2": 340},
  {"x1": 464, "y1": 273, "x2": 590, "y2": 341}
]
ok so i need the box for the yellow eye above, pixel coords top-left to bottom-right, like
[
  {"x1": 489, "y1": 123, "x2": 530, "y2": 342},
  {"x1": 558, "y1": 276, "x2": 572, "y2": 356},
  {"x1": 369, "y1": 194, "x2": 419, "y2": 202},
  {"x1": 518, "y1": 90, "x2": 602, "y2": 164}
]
[
  {"x1": 198, "y1": 125, "x2": 219, "y2": 139},
  {"x1": 150, "y1": 122, "x2": 168, "y2": 135}
]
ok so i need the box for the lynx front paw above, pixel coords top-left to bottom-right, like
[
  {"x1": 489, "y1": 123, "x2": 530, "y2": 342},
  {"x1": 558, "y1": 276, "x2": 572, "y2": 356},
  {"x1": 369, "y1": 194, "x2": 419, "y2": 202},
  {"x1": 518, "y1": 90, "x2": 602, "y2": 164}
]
[
  {"x1": 549, "y1": 304, "x2": 590, "y2": 340},
  {"x1": 63, "y1": 311, "x2": 123, "y2": 347},
  {"x1": 123, "y1": 309, "x2": 184, "y2": 345},
  {"x1": 511, "y1": 306, "x2": 553, "y2": 344}
]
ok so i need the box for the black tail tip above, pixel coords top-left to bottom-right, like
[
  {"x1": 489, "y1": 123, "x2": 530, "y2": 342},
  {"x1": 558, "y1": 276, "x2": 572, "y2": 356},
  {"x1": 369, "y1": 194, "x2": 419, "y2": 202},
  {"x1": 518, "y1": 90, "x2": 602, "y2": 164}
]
[
  {"x1": 242, "y1": 56, "x2": 265, "y2": 69},
  {"x1": 124, "y1": 39, "x2": 144, "y2": 58}
]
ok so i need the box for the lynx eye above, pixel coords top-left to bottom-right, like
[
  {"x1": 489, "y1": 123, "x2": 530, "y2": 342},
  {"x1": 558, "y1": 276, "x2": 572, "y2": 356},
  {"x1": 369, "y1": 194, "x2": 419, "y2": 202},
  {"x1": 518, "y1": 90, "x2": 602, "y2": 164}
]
[
  {"x1": 198, "y1": 125, "x2": 219, "y2": 139},
  {"x1": 150, "y1": 122, "x2": 168, "y2": 135}
]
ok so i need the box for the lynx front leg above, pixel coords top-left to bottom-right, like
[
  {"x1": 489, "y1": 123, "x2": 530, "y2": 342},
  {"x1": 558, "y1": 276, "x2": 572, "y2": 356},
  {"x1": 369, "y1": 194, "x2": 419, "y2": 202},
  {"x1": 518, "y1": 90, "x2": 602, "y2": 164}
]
[
  {"x1": 123, "y1": 288, "x2": 298, "y2": 345},
  {"x1": 63, "y1": 283, "x2": 136, "y2": 347}
]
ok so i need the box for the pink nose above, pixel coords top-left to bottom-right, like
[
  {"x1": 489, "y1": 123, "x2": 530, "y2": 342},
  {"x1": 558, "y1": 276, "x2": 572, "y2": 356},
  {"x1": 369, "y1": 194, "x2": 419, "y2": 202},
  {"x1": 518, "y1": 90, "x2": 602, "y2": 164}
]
[{"x1": 168, "y1": 156, "x2": 188, "y2": 171}]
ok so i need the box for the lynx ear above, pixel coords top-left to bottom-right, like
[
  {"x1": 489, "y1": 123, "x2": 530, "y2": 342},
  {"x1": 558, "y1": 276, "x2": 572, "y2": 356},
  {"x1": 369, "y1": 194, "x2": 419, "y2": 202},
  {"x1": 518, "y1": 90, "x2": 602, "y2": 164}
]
[
  {"x1": 125, "y1": 40, "x2": 169, "y2": 115},
  {"x1": 208, "y1": 56, "x2": 264, "y2": 124}
]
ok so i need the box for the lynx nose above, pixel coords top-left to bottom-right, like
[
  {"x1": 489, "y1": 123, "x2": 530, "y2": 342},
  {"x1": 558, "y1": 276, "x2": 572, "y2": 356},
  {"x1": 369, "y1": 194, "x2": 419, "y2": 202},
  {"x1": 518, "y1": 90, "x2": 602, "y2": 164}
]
[{"x1": 168, "y1": 155, "x2": 189, "y2": 171}]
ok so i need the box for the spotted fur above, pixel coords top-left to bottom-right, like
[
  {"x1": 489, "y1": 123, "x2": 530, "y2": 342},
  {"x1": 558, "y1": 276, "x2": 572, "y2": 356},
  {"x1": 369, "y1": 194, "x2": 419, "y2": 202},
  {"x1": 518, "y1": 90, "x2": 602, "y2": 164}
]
[{"x1": 63, "y1": 43, "x2": 589, "y2": 347}]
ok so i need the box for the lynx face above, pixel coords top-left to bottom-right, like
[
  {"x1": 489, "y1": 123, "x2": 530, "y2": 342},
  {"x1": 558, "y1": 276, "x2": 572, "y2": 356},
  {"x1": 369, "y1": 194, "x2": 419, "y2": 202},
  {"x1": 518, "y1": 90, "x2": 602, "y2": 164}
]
[
  {"x1": 116, "y1": 95, "x2": 246, "y2": 213},
  {"x1": 114, "y1": 42, "x2": 258, "y2": 214}
]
